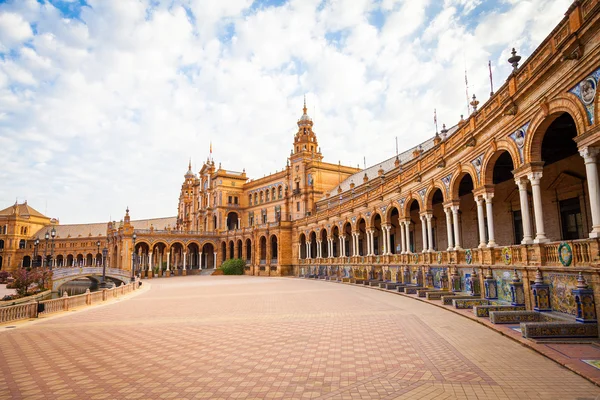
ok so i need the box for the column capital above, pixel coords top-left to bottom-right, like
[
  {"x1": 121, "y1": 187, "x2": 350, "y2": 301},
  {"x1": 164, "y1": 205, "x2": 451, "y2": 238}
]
[
  {"x1": 425, "y1": 213, "x2": 433, "y2": 221},
  {"x1": 514, "y1": 176, "x2": 529, "y2": 190},
  {"x1": 382, "y1": 224, "x2": 392, "y2": 230},
  {"x1": 475, "y1": 195, "x2": 485, "y2": 205},
  {"x1": 579, "y1": 146, "x2": 600, "y2": 163},
  {"x1": 527, "y1": 171, "x2": 544, "y2": 184}
]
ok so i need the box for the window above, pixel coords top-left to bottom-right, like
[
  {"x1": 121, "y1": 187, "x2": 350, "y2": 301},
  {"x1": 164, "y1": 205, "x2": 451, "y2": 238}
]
[
  {"x1": 278, "y1": 186, "x2": 282, "y2": 199},
  {"x1": 254, "y1": 193, "x2": 258, "y2": 204},
  {"x1": 260, "y1": 192, "x2": 264, "y2": 203},
  {"x1": 19, "y1": 239, "x2": 26, "y2": 249},
  {"x1": 234, "y1": 196, "x2": 238, "y2": 205},
  {"x1": 296, "y1": 202, "x2": 300, "y2": 212},
  {"x1": 266, "y1": 190, "x2": 270, "y2": 202},
  {"x1": 228, "y1": 196, "x2": 232, "y2": 204},
  {"x1": 262, "y1": 213, "x2": 267, "y2": 224},
  {"x1": 271, "y1": 188, "x2": 275, "y2": 200},
  {"x1": 560, "y1": 197, "x2": 583, "y2": 240},
  {"x1": 248, "y1": 194, "x2": 252, "y2": 206}
]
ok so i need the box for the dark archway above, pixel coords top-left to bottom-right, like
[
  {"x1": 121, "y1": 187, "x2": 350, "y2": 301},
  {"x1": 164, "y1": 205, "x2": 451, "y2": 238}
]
[
  {"x1": 259, "y1": 236, "x2": 267, "y2": 262},
  {"x1": 202, "y1": 243, "x2": 215, "y2": 269},
  {"x1": 226, "y1": 212, "x2": 239, "y2": 231},
  {"x1": 270, "y1": 235, "x2": 278, "y2": 261},
  {"x1": 245, "y1": 239, "x2": 252, "y2": 262},
  {"x1": 299, "y1": 234, "x2": 307, "y2": 259}
]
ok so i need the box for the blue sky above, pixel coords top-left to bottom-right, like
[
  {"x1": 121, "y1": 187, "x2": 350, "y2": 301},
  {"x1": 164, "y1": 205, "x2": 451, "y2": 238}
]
[{"x1": 0, "y1": 0, "x2": 571, "y2": 223}]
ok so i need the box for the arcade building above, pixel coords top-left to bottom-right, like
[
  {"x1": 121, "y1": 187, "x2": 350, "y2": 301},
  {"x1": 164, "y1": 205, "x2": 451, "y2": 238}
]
[{"x1": 2, "y1": 0, "x2": 600, "y2": 335}]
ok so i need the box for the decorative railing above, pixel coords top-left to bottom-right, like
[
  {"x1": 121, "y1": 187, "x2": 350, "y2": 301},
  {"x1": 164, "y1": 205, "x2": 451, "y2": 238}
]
[
  {"x1": 1, "y1": 281, "x2": 139, "y2": 325},
  {"x1": 52, "y1": 267, "x2": 130, "y2": 280},
  {"x1": 293, "y1": 239, "x2": 599, "y2": 269}
]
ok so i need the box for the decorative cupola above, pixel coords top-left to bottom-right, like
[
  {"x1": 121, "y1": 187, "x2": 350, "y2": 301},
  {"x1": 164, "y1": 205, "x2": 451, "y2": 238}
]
[
  {"x1": 292, "y1": 97, "x2": 322, "y2": 160},
  {"x1": 185, "y1": 159, "x2": 195, "y2": 179}
]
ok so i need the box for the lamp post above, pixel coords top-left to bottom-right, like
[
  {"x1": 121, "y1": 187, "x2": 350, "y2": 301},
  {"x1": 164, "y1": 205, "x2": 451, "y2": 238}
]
[
  {"x1": 131, "y1": 233, "x2": 137, "y2": 282},
  {"x1": 44, "y1": 231, "x2": 49, "y2": 268},
  {"x1": 101, "y1": 246, "x2": 108, "y2": 288},
  {"x1": 50, "y1": 227, "x2": 56, "y2": 270},
  {"x1": 96, "y1": 240, "x2": 101, "y2": 267},
  {"x1": 33, "y1": 237, "x2": 39, "y2": 267}
]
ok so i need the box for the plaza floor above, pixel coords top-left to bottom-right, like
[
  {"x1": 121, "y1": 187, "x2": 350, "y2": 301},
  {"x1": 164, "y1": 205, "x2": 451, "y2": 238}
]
[{"x1": 1, "y1": 276, "x2": 599, "y2": 400}]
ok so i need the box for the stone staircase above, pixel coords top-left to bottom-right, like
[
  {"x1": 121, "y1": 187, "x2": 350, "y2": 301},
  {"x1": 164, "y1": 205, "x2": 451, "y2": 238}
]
[{"x1": 200, "y1": 268, "x2": 216, "y2": 276}]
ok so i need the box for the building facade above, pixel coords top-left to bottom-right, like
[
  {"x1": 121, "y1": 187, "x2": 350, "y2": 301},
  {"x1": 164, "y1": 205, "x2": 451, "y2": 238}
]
[{"x1": 2, "y1": 1, "x2": 600, "y2": 321}]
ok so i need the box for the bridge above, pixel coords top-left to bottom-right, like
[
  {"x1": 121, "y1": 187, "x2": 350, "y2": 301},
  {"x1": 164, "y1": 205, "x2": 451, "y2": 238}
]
[{"x1": 51, "y1": 267, "x2": 131, "y2": 291}]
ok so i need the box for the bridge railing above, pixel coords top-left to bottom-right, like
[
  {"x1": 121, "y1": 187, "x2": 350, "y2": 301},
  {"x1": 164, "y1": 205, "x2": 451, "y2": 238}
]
[
  {"x1": 52, "y1": 267, "x2": 130, "y2": 279},
  {"x1": 0, "y1": 280, "x2": 140, "y2": 325}
]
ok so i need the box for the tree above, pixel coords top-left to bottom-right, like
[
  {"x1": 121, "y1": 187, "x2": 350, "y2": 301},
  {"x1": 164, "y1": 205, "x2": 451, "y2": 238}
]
[
  {"x1": 11, "y1": 269, "x2": 35, "y2": 297},
  {"x1": 31, "y1": 268, "x2": 53, "y2": 291}
]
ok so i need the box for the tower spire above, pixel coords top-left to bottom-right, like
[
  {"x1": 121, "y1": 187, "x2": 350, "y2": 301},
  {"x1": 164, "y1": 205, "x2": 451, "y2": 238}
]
[{"x1": 303, "y1": 94, "x2": 307, "y2": 115}]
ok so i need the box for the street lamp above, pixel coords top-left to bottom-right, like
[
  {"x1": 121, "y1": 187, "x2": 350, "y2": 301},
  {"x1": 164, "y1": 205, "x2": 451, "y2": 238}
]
[
  {"x1": 96, "y1": 240, "x2": 101, "y2": 267},
  {"x1": 50, "y1": 227, "x2": 56, "y2": 270},
  {"x1": 101, "y1": 246, "x2": 108, "y2": 288},
  {"x1": 33, "y1": 237, "x2": 40, "y2": 267},
  {"x1": 131, "y1": 233, "x2": 137, "y2": 282},
  {"x1": 44, "y1": 231, "x2": 49, "y2": 268}
]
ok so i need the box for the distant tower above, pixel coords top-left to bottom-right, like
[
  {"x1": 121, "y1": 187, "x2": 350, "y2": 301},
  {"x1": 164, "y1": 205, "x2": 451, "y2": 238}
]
[
  {"x1": 291, "y1": 97, "x2": 322, "y2": 161},
  {"x1": 177, "y1": 160, "x2": 198, "y2": 231}
]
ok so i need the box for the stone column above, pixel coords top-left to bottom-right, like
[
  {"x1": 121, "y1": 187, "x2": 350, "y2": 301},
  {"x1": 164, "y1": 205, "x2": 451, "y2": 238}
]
[
  {"x1": 339, "y1": 236, "x2": 345, "y2": 257},
  {"x1": 316, "y1": 240, "x2": 322, "y2": 258},
  {"x1": 213, "y1": 252, "x2": 216, "y2": 269},
  {"x1": 420, "y1": 215, "x2": 428, "y2": 253},
  {"x1": 399, "y1": 221, "x2": 406, "y2": 254},
  {"x1": 382, "y1": 226, "x2": 388, "y2": 255},
  {"x1": 444, "y1": 207, "x2": 454, "y2": 250},
  {"x1": 426, "y1": 213, "x2": 434, "y2": 252},
  {"x1": 483, "y1": 193, "x2": 496, "y2": 247},
  {"x1": 515, "y1": 177, "x2": 533, "y2": 244},
  {"x1": 528, "y1": 171, "x2": 548, "y2": 243},
  {"x1": 149, "y1": 251, "x2": 153, "y2": 271},
  {"x1": 307, "y1": 242, "x2": 311, "y2": 259},
  {"x1": 199, "y1": 252, "x2": 203, "y2": 269},
  {"x1": 580, "y1": 147, "x2": 600, "y2": 238},
  {"x1": 183, "y1": 252, "x2": 187, "y2": 270},
  {"x1": 366, "y1": 229, "x2": 373, "y2": 256},
  {"x1": 475, "y1": 196, "x2": 487, "y2": 248},
  {"x1": 166, "y1": 251, "x2": 170, "y2": 271},
  {"x1": 451, "y1": 205, "x2": 461, "y2": 249},
  {"x1": 404, "y1": 220, "x2": 412, "y2": 253}
]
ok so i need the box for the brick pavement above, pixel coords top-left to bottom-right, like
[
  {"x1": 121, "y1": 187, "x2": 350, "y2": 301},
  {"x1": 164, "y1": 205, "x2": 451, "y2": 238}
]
[{"x1": 0, "y1": 276, "x2": 599, "y2": 399}]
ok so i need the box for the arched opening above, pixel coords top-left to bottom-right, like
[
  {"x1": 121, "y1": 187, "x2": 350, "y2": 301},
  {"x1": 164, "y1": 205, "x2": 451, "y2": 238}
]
[
  {"x1": 201, "y1": 243, "x2": 215, "y2": 269},
  {"x1": 299, "y1": 234, "x2": 307, "y2": 259},
  {"x1": 152, "y1": 242, "x2": 168, "y2": 271},
  {"x1": 171, "y1": 242, "x2": 185, "y2": 271},
  {"x1": 372, "y1": 214, "x2": 382, "y2": 255},
  {"x1": 135, "y1": 242, "x2": 150, "y2": 270},
  {"x1": 245, "y1": 239, "x2": 252, "y2": 262},
  {"x1": 457, "y1": 174, "x2": 477, "y2": 248},
  {"x1": 320, "y1": 229, "x2": 328, "y2": 258},
  {"x1": 186, "y1": 242, "x2": 200, "y2": 269},
  {"x1": 66, "y1": 254, "x2": 74, "y2": 267},
  {"x1": 407, "y1": 199, "x2": 421, "y2": 253},
  {"x1": 229, "y1": 240, "x2": 234, "y2": 259},
  {"x1": 56, "y1": 254, "x2": 64, "y2": 267},
  {"x1": 237, "y1": 239, "x2": 243, "y2": 259},
  {"x1": 389, "y1": 207, "x2": 400, "y2": 254},
  {"x1": 357, "y1": 218, "x2": 366, "y2": 256},
  {"x1": 0, "y1": 255, "x2": 3, "y2": 270},
  {"x1": 344, "y1": 222, "x2": 352, "y2": 256},
  {"x1": 76, "y1": 254, "x2": 84, "y2": 267},
  {"x1": 22, "y1": 255, "x2": 31, "y2": 268},
  {"x1": 221, "y1": 242, "x2": 227, "y2": 264},
  {"x1": 309, "y1": 231, "x2": 317, "y2": 258},
  {"x1": 259, "y1": 236, "x2": 267, "y2": 262},
  {"x1": 487, "y1": 150, "x2": 519, "y2": 245},
  {"x1": 270, "y1": 235, "x2": 278, "y2": 261},
  {"x1": 430, "y1": 188, "x2": 445, "y2": 251},
  {"x1": 226, "y1": 212, "x2": 239, "y2": 231},
  {"x1": 0, "y1": 239, "x2": 4, "y2": 249},
  {"x1": 86, "y1": 253, "x2": 93, "y2": 266},
  {"x1": 332, "y1": 226, "x2": 339, "y2": 257},
  {"x1": 19, "y1": 239, "x2": 26, "y2": 249}
]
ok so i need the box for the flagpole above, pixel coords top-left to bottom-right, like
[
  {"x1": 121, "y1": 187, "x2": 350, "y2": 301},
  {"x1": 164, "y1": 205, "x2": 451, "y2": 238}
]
[{"x1": 489, "y1": 60, "x2": 494, "y2": 96}]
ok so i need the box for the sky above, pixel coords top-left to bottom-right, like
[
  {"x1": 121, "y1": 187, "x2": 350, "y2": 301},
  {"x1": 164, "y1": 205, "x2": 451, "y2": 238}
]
[{"x1": 0, "y1": 0, "x2": 571, "y2": 224}]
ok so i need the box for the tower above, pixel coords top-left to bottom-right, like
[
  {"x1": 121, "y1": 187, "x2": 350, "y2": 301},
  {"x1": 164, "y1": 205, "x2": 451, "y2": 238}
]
[{"x1": 177, "y1": 160, "x2": 198, "y2": 232}]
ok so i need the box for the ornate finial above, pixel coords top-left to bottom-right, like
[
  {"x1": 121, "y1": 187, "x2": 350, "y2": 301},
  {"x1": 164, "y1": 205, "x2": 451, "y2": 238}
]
[
  {"x1": 441, "y1": 123, "x2": 448, "y2": 137},
  {"x1": 394, "y1": 156, "x2": 400, "y2": 167},
  {"x1": 303, "y1": 95, "x2": 307, "y2": 115},
  {"x1": 470, "y1": 94, "x2": 479, "y2": 113},
  {"x1": 576, "y1": 272, "x2": 589, "y2": 289},
  {"x1": 534, "y1": 268, "x2": 544, "y2": 284},
  {"x1": 126, "y1": 207, "x2": 129, "y2": 215},
  {"x1": 508, "y1": 48, "x2": 521, "y2": 71},
  {"x1": 485, "y1": 267, "x2": 493, "y2": 279},
  {"x1": 511, "y1": 268, "x2": 521, "y2": 283},
  {"x1": 188, "y1": 158, "x2": 191, "y2": 170},
  {"x1": 363, "y1": 173, "x2": 368, "y2": 183}
]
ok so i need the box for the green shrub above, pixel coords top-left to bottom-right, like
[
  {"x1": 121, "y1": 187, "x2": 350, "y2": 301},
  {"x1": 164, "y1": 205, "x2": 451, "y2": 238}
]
[{"x1": 219, "y1": 258, "x2": 245, "y2": 275}]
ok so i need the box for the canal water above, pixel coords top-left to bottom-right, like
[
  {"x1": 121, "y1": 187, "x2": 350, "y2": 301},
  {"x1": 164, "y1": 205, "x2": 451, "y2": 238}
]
[{"x1": 52, "y1": 279, "x2": 115, "y2": 299}]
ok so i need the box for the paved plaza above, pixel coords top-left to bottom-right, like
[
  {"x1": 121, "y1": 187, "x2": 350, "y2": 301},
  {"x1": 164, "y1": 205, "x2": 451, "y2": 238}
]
[{"x1": 1, "y1": 276, "x2": 599, "y2": 400}]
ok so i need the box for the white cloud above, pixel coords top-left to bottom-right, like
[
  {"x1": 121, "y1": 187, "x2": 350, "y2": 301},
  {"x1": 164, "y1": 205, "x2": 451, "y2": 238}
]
[{"x1": 0, "y1": 0, "x2": 572, "y2": 223}]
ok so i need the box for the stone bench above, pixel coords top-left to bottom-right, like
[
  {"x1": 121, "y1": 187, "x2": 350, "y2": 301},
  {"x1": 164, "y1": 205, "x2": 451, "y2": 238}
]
[
  {"x1": 425, "y1": 291, "x2": 453, "y2": 300},
  {"x1": 489, "y1": 311, "x2": 557, "y2": 324},
  {"x1": 353, "y1": 279, "x2": 365, "y2": 285},
  {"x1": 473, "y1": 305, "x2": 525, "y2": 317},
  {"x1": 417, "y1": 288, "x2": 444, "y2": 298},
  {"x1": 381, "y1": 282, "x2": 401, "y2": 290},
  {"x1": 521, "y1": 322, "x2": 599, "y2": 339},
  {"x1": 452, "y1": 298, "x2": 489, "y2": 309},
  {"x1": 368, "y1": 280, "x2": 384, "y2": 287},
  {"x1": 342, "y1": 278, "x2": 351, "y2": 283},
  {"x1": 396, "y1": 284, "x2": 416, "y2": 293},
  {"x1": 441, "y1": 295, "x2": 474, "y2": 305},
  {"x1": 405, "y1": 286, "x2": 426, "y2": 295}
]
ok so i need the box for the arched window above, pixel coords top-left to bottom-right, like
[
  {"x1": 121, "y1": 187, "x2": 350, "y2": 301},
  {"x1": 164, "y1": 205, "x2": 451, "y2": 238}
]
[
  {"x1": 0, "y1": 240, "x2": 4, "y2": 249},
  {"x1": 254, "y1": 193, "x2": 258, "y2": 204},
  {"x1": 266, "y1": 190, "x2": 270, "y2": 202},
  {"x1": 248, "y1": 194, "x2": 252, "y2": 206},
  {"x1": 260, "y1": 192, "x2": 264, "y2": 203},
  {"x1": 271, "y1": 188, "x2": 275, "y2": 200},
  {"x1": 278, "y1": 186, "x2": 282, "y2": 199},
  {"x1": 19, "y1": 239, "x2": 26, "y2": 249}
]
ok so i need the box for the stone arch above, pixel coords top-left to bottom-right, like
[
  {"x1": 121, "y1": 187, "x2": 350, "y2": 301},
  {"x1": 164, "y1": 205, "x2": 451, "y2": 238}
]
[
  {"x1": 424, "y1": 183, "x2": 447, "y2": 210},
  {"x1": 259, "y1": 236, "x2": 267, "y2": 261},
  {"x1": 402, "y1": 195, "x2": 423, "y2": 216},
  {"x1": 481, "y1": 142, "x2": 520, "y2": 186},
  {"x1": 270, "y1": 234, "x2": 278, "y2": 260},
  {"x1": 449, "y1": 166, "x2": 478, "y2": 200},
  {"x1": 525, "y1": 94, "x2": 588, "y2": 163},
  {"x1": 368, "y1": 211, "x2": 384, "y2": 228}
]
